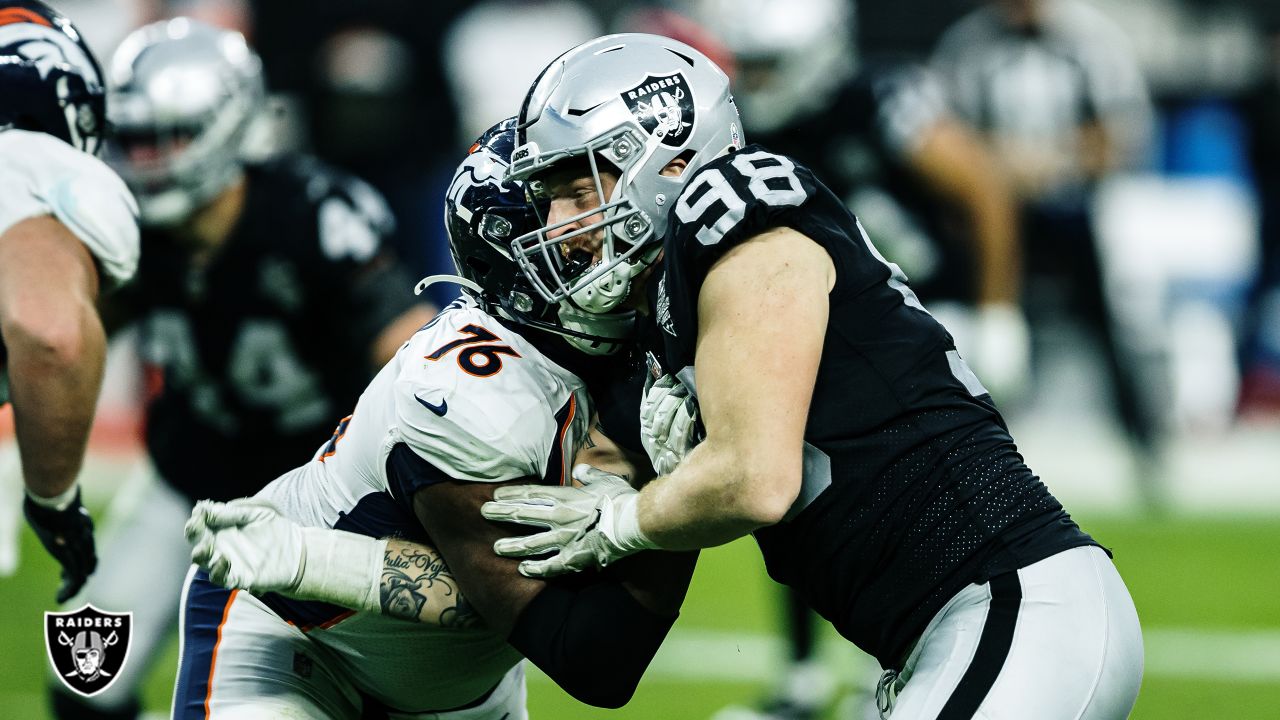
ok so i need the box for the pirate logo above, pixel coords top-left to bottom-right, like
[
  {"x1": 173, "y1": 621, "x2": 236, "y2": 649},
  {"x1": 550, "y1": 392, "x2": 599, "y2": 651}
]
[
  {"x1": 621, "y1": 72, "x2": 695, "y2": 148},
  {"x1": 656, "y1": 272, "x2": 675, "y2": 337},
  {"x1": 45, "y1": 605, "x2": 132, "y2": 697}
]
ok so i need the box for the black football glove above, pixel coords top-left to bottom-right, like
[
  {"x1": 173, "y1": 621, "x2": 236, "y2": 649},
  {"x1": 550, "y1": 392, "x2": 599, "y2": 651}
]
[{"x1": 23, "y1": 488, "x2": 97, "y2": 603}]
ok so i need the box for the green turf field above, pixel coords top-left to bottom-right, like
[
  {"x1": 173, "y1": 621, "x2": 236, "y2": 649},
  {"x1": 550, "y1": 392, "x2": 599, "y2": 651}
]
[{"x1": 3, "y1": 511, "x2": 1278, "y2": 719}]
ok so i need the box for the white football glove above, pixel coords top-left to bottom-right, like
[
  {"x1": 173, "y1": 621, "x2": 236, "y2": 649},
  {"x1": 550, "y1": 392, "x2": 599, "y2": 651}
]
[
  {"x1": 480, "y1": 465, "x2": 656, "y2": 578},
  {"x1": 640, "y1": 373, "x2": 702, "y2": 476},
  {"x1": 186, "y1": 498, "x2": 385, "y2": 613}
]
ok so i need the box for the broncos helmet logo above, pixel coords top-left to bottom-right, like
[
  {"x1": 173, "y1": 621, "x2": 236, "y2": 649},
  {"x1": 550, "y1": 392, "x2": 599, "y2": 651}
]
[{"x1": 0, "y1": 2, "x2": 105, "y2": 153}]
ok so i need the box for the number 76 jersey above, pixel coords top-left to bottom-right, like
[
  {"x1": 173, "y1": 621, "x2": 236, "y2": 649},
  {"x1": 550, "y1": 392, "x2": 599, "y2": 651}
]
[{"x1": 269, "y1": 296, "x2": 593, "y2": 526}]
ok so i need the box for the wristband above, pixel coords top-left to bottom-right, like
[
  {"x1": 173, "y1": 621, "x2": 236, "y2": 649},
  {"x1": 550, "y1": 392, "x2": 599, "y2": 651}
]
[
  {"x1": 294, "y1": 528, "x2": 388, "y2": 614},
  {"x1": 26, "y1": 484, "x2": 79, "y2": 512},
  {"x1": 603, "y1": 492, "x2": 658, "y2": 559}
]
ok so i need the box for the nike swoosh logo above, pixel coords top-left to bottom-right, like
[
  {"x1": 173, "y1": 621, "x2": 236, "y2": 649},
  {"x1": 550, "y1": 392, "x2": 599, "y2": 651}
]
[
  {"x1": 567, "y1": 100, "x2": 606, "y2": 117},
  {"x1": 415, "y1": 395, "x2": 447, "y2": 416}
]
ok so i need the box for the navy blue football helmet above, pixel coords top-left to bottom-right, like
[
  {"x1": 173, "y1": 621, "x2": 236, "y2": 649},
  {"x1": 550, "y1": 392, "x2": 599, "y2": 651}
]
[
  {"x1": 0, "y1": 0, "x2": 106, "y2": 154},
  {"x1": 437, "y1": 117, "x2": 634, "y2": 355}
]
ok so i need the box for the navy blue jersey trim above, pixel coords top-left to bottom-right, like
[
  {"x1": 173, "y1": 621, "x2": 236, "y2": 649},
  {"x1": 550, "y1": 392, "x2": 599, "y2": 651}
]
[
  {"x1": 937, "y1": 571, "x2": 1023, "y2": 718},
  {"x1": 542, "y1": 394, "x2": 577, "y2": 486},
  {"x1": 386, "y1": 442, "x2": 457, "y2": 517},
  {"x1": 173, "y1": 570, "x2": 234, "y2": 719}
]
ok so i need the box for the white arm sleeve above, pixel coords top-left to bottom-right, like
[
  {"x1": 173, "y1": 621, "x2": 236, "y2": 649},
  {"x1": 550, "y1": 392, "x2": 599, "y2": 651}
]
[{"x1": 0, "y1": 130, "x2": 140, "y2": 287}]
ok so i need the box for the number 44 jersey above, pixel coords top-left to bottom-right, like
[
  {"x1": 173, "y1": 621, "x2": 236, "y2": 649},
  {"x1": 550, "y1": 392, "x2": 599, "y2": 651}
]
[
  {"x1": 651, "y1": 145, "x2": 1100, "y2": 670},
  {"x1": 117, "y1": 156, "x2": 424, "y2": 502}
]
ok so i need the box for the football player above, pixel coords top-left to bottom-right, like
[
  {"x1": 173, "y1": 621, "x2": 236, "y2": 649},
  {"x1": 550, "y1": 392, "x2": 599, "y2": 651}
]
[
  {"x1": 480, "y1": 34, "x2": 1145, "y2": 719},
  {"x1": 172, "y1": 119, "x2": 697, "y2": 719},
  {"x1": 46, "y1": 19, "x2": 435, "y2": 720},
  {"x1": 673, "y1": 3, "x2": 1028, "y2": 714},
  {"x1": 0, "y1": 0, "x2": 139, "y2": 603}
]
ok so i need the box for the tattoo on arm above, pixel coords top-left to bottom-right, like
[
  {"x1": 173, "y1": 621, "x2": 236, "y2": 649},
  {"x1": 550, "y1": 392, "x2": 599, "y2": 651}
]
[{"x1": 380, "y1": 542, "x2": 480, "y2": 628}]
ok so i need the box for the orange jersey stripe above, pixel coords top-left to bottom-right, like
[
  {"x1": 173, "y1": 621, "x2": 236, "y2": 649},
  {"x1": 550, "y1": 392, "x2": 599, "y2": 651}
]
[
  {"x1": 557, "y1": 394, "x2": 577, "y2": 486},
  {"x1": 203, "y1": 589, "x2": 239, "y2": 719}
]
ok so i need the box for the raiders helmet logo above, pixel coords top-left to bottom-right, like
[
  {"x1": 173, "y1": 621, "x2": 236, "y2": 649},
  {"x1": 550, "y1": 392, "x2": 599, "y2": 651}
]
[
  {"x1": 45, "y1": 605, "x2": 132, "y2": 697},
  {"x1": 621, "y1": 73, "x2": 695, "y2": 148}
]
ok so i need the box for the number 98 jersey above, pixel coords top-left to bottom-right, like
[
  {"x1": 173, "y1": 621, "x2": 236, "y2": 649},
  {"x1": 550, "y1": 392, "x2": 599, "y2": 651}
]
[{"x1": 653, "y1": 145, "x2": 1097, "y2": 669}]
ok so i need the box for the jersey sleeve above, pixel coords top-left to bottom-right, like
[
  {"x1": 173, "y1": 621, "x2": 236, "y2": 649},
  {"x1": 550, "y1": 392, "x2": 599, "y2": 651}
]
[
  {"x1": 389, "y1": 327, "x2": 583, "y2": 484},
  {"x1": 664, "y1": 145, "x2": 893, "y2": 308},
  {"x1": 0, "y1": 130, "x2": 140, "y2": 288}
]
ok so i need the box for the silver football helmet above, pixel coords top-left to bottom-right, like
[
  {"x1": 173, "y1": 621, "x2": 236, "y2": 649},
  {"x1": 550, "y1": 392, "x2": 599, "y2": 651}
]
[
  {"x1": 507, "y1": 32, "x2": 743, "y2": 316},
  {"x1": 105, "y1": 18, "x2": 264, "y2": 227},
  {"x1": 688, "y1": 0, "x2": 855, "y2": 134}
]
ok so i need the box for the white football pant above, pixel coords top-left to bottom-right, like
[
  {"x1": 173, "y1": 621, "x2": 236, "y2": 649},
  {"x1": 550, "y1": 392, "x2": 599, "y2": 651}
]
[
  {"x1": 172, "y1": 567, "x2": 528, "y2": 720},
  {"x1": 879, "y1": 546, "x2": 1142, "y2": 719}
]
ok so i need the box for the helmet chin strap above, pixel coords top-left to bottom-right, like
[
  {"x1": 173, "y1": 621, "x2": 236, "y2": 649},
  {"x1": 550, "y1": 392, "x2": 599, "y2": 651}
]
[
  {"x1": 557, "y1": 304, "x2": 633, "y2": 355},
  {"x1": 415, "y1": 274, "x2": 483, "y2": 296},
  {"x1": 139, "y1": 189, "x2": 196, "y2": 229}
]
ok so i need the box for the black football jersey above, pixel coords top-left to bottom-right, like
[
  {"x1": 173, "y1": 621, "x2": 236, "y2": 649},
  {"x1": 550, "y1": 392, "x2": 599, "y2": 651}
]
[
  {"x1": 650, "y1": 145, "x2": 1098, "y2": 668},
  {"x1": 116, "y1": 156, "x2": 424, "y2": 502},
  {"x1": 751, "y1": 62, "x2": 977, "y2": 303}
]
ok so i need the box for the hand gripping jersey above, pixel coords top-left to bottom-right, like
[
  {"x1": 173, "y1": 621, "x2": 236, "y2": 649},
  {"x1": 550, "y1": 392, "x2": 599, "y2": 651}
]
[
  {"x1": 651, "y1": 145, "x2": 1098, "y2": 669},
  {"x1": 0, "y1": 129, "x2": 139, "y2": 287},
  {"x1": 252, "y1": 296, "x2": 592, "y2": 710},
  {"x1": 116, "y1": 156, "x2": 422, "y2": 502}
]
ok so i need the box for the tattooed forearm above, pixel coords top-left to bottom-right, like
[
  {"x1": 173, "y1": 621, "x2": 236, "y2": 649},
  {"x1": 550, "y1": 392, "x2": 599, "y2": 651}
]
[{"x1": 380, "y1": 541, "x2": 481, "y2": 628}]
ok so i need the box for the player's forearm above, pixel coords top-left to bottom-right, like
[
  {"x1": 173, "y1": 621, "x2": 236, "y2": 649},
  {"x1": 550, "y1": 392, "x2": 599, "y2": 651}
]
[
  {"x1": 380, "y1": 539, "x2": 480, "y2": 628},
  {"x1": 963, "y1": 178, "x2": 1021, "y2": 306},
  {"x1": 636, "y1": 439, "x2": 797, "y2": 550},
  {"x1": 5, "y1": 303, "x2": 106, "y2": 498}
]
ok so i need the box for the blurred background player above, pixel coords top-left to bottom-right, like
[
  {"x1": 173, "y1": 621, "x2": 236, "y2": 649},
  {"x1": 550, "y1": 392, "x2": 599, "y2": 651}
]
[
  {"x1": 931, "y1": 0, "x2": 1165, "y2": 502},
  {"x1": 648, "y1": 1, "x2": 1026, "y2": 716},
  {"x1": 0, "y1": 0, "x2": 139, "y2": 602},
  {"x1": 45, "y1": 18, "x2": 435, "y2": 720}
]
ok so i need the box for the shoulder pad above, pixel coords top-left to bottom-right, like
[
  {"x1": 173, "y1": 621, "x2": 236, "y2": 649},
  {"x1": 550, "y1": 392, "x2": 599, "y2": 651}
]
[
  {"x1": 391, "y1": 306, "x2": 586, "y2": 483},
  {"x1": 0, "y1": 130, "x2": 140, "y2": 286}
]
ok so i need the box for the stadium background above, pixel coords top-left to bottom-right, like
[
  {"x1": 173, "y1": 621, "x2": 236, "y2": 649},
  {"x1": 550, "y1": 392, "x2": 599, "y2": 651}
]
[{"x1": 2, "y1": 0, "x2": 1279, "y2": 718}]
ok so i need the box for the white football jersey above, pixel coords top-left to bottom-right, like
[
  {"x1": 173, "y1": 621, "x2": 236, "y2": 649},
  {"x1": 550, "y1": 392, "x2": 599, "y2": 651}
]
[
  {"x1": 264, "y1": 294, "x2": 593, "y2": 525},
  {"x1": 254, "y1": 295, "x2": 593, "y2": 709},
  {"x1": 0, "y1": 129, "x2": 140, "y2": 287}
]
